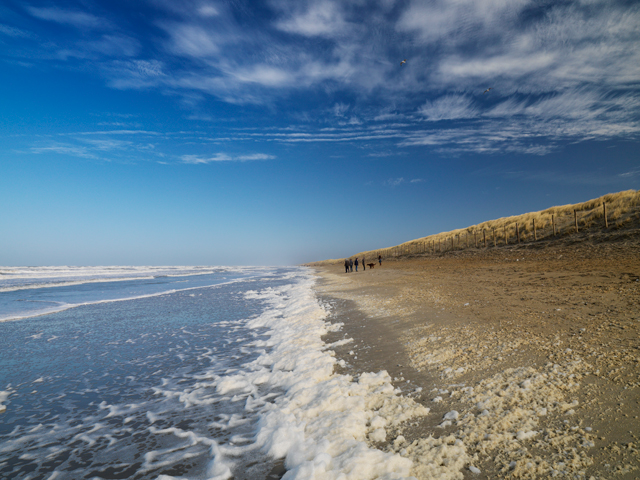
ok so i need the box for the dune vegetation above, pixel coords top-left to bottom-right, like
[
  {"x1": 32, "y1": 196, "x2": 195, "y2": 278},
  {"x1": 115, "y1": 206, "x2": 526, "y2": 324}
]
[{"x1": 309, "y1": 189, "x2": 640, "y2": 266}]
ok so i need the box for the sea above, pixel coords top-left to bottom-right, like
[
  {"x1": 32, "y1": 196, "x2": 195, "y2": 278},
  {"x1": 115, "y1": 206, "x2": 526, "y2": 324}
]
[{"x1": 0, "y1": 266, "x2": 418, "y2": 480}]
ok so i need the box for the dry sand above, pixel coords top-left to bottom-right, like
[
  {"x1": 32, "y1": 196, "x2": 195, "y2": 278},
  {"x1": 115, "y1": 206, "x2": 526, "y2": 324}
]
[{"x1": 313, "y1": 239, "x2": 640, "y2": 479}]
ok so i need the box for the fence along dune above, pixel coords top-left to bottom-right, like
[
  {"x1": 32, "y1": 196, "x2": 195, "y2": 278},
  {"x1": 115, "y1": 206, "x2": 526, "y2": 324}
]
[{"x1": 308, "y1": 189, "x2": 640, "y2": 266}]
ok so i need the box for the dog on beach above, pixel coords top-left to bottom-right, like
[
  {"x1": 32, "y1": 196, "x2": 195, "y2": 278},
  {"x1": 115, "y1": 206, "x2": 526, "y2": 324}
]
[{"x1": 367, "y1": 263, "x2": 375, "y2": 269}]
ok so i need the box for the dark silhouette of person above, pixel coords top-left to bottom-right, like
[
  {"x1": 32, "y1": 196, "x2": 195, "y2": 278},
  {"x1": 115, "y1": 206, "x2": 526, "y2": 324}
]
[
  {"x1": 378, "y1": 255, "x2": 382, "y2": 266},
  {"x1": 344, "y1": 259, "x2": 350, "y2": 273},
  {"x1": 349, "y1": 258, "x2": 353, "y2": 272},
  {"x1": 354, "y1": 257, "x2": 359, "y2": 272}
]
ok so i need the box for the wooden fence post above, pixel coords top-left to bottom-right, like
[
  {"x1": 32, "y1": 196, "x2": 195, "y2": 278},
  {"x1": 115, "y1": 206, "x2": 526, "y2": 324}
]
[
  {"x1": 603, "y1": 202, "x2": 608, "y2": 228},
  {"x1": 474, "y1": 231, "x2": 477, "y2": 248},
  {"x1": 504, "y1": 225, "x2": 508, "y2": 244},
  {"x1": 574, "y1": 210, "x2": 578, "y2": 233},
  {"x1": 451, "y1": 237, "x2": 454, "y2": 250},
  {"x1": 516, "y1": 223, "x2": 520, "y2": 243},
  {"x1": 533, "y1": 218, "x2": 537, "y2": 241},
  {"x1": 466, "y1": 233, "x2": 468, "y2": 248},
  {"x1": 439, "y1": 239, "x2": 441, "y2": 252},
  {"x1": 552, "y1": 214, "x2": 556, "y2": 236},
  {"x1": 483, "y1": 229, "x2": 486, "y2": 248},
  {"x1": 493, "y1": 228, "x2": 496, "y2": 247}
]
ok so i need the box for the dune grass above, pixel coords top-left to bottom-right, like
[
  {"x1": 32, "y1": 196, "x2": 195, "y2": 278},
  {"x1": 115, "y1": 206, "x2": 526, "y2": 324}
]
[{"x1": 308, "y1": 190, "x2": 640, "y2": 265}]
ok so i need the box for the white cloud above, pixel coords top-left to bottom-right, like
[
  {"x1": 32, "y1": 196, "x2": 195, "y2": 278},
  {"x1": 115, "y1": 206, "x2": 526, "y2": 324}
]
[
  {"x1": 484, "y1": 98, "x2": 528, "y2": 118},
  {"x1": 619, "y1": 169, "x2": 640, "y2": 178},
  {"x1": 231, "y1": 65, "x2": 291, "y2": 87},
  {"x1": 197, "y1": 4, "x2": 219, "y2": 17},
  {"x1": 105, "y1": 60, "x2": 165, "y2": 89},
  {"x1": 181, "y1": 152, "x2": 275, "y2": 163},
  {"x1": 236, "y1": 153, "x2": 276, "y2": 161},
  {"x1": 332, "y1": 103, "x2": 349, "y2": 117},
  {"x1": 384, "y1": 177, "x2": 404, "y2": 187},
  {"x1": 274, "y1": 1, "x2": 350, "y2": 38},
  {"x1": 30, "y1": 144, "x2": 97, "y2": 158},
  {"x1": 0, "y1": 24, "x2": 33, "y2": 38},
  {"x1": 79, "y1": 138, "x2": 131, "y2": 150},
  {"x1": 11, "y1": 0, "x2": 640, "y2": 156},
  {"x1": 27, "y1": 7, "x2": 106, "y2": 29},
  {"x1": 164, "y1": 24, "x2": 221, "y2": 57},
  {"x1": 410, "y1": 178, "x2": 424, "y2": 183},
  {"x1": 418, "y1": 95, "x2": 478, "y2": 121}
]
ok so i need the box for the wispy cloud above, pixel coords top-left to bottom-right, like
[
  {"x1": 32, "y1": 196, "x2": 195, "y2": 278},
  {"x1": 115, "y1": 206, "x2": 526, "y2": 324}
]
[
  {"x1": 30, "y1": 144, "x2": 97, "y2": 159},
  {"x1": 273, "y1": 1, "x2": 352, "y2": 38},
  {"x1": 27, "y1": 7, "x2": 107, "y2": 29},
  {"x1": 384, "y1": 177, "x2": 404, "y2": 187},
  {"x1": 181, "y1": 153, "x2": 276, "y2": 164},
  {"x1": 367, "y1": 150, "x2": 407, "y2": 158},
  {"x1": 4, "y1": 0, "x2": 639, "y2": 156},
  {"x1": 418, "y1": 95, "x2": 478, "y2": 121},
  {"x1": 0, "y1": 24, "x2": 33, "y2": 38},
  {"x1": 619, "y1": 169, "x2": 640, "y2": 178}
]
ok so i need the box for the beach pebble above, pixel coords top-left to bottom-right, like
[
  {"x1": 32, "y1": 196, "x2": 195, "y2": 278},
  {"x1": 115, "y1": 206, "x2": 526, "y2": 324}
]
[
  {"x1": 469, "y1": 465, "x2": 481, "y2": 474},
  {"x1": 432, "y1": 396, "x2": 443, "y2": 403}
]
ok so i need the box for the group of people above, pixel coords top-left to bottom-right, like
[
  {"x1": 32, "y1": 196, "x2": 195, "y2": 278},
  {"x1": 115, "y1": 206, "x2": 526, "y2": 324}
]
[{"x1": 344, "y1": 255, "x2": 382, "y2": 273}]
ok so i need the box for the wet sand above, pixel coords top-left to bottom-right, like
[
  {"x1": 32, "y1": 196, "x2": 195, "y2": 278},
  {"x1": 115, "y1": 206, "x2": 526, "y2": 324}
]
[{"x1": 314, "y1": 241, "x2": 640, "y2": 479}]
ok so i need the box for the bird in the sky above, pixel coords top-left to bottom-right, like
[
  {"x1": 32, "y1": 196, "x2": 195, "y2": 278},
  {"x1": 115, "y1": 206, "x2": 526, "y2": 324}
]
[
  {"x1": 483, "y1": 88, "x2": 492, "y2": 94},
  {"x1": 400, "y1": 59, "x2": 407, "y2": 66}
]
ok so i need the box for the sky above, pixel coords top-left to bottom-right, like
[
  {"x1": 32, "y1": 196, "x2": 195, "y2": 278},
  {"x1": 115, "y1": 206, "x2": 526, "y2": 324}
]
[{"x1": 1, "y1": 0, "x2": 639, "y2": 266}]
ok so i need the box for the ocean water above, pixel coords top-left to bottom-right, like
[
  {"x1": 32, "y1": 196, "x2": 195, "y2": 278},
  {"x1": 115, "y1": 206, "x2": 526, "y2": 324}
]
[{"x1": 0, "y1": 266, "x2": 424, "y2": 480}]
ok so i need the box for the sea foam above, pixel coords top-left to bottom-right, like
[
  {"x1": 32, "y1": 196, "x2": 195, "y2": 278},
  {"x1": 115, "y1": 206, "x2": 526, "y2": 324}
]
[{"x1": 205, "y1": 273, "x2": 431, "y2": 479}]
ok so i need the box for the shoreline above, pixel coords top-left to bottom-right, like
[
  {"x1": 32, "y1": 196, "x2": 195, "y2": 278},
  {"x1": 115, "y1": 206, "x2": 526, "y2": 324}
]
[{"x1": 314, "y1": 240, "x2": 640, "y2": 479}]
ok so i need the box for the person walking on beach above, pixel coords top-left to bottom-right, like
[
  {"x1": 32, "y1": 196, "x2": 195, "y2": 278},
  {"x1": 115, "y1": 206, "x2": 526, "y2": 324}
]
[
  {"x1": 344, "y1": 259, "x2": 350, "y2": 273},
  {"x1": 378, "y1": 254, "x2": 382, "y2": 266},
  {"x1": 362, "y1": 257, "x2": 365, "y2": 271},
  {"x1": 354, "y1": 257, "x2": 359, "y2": 272},
  {"x1": 349, "y1": 258, "x2": 353, "y2": 272}
]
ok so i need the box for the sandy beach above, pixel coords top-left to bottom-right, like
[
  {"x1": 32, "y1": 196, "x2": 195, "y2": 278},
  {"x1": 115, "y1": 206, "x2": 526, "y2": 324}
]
[{"x1": 314, "y1": 239, "x2": 640, "y2": 479}]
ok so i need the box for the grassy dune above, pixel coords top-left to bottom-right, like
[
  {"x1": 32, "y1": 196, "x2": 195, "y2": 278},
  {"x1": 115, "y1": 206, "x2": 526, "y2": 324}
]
[{"x1": 308, "y1": 189, "x2": 640, "y2": 266}]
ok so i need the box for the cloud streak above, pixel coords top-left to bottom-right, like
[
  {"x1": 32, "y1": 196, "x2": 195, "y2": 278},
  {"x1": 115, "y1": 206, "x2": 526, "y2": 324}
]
[
  {"x1": 4, "y1": 0, "x2": 639, "y2": 156},
  {"x1": 27, "y1": 7, "x2": 107, "y2": 29},
  {"x1": 181, "y1": 153, "x2": 276, "y2": 164}
]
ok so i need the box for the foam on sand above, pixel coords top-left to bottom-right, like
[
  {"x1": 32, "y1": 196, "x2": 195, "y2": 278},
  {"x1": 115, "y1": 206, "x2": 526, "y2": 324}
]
[{"x1": 204, "y1": 273, "x2": 472, "y2": 479}]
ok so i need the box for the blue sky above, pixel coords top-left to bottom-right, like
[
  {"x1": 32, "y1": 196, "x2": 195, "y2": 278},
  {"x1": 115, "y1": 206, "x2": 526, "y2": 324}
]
[{"x1": 1, "y1": 0, "x2": 639, "y2": 266}]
